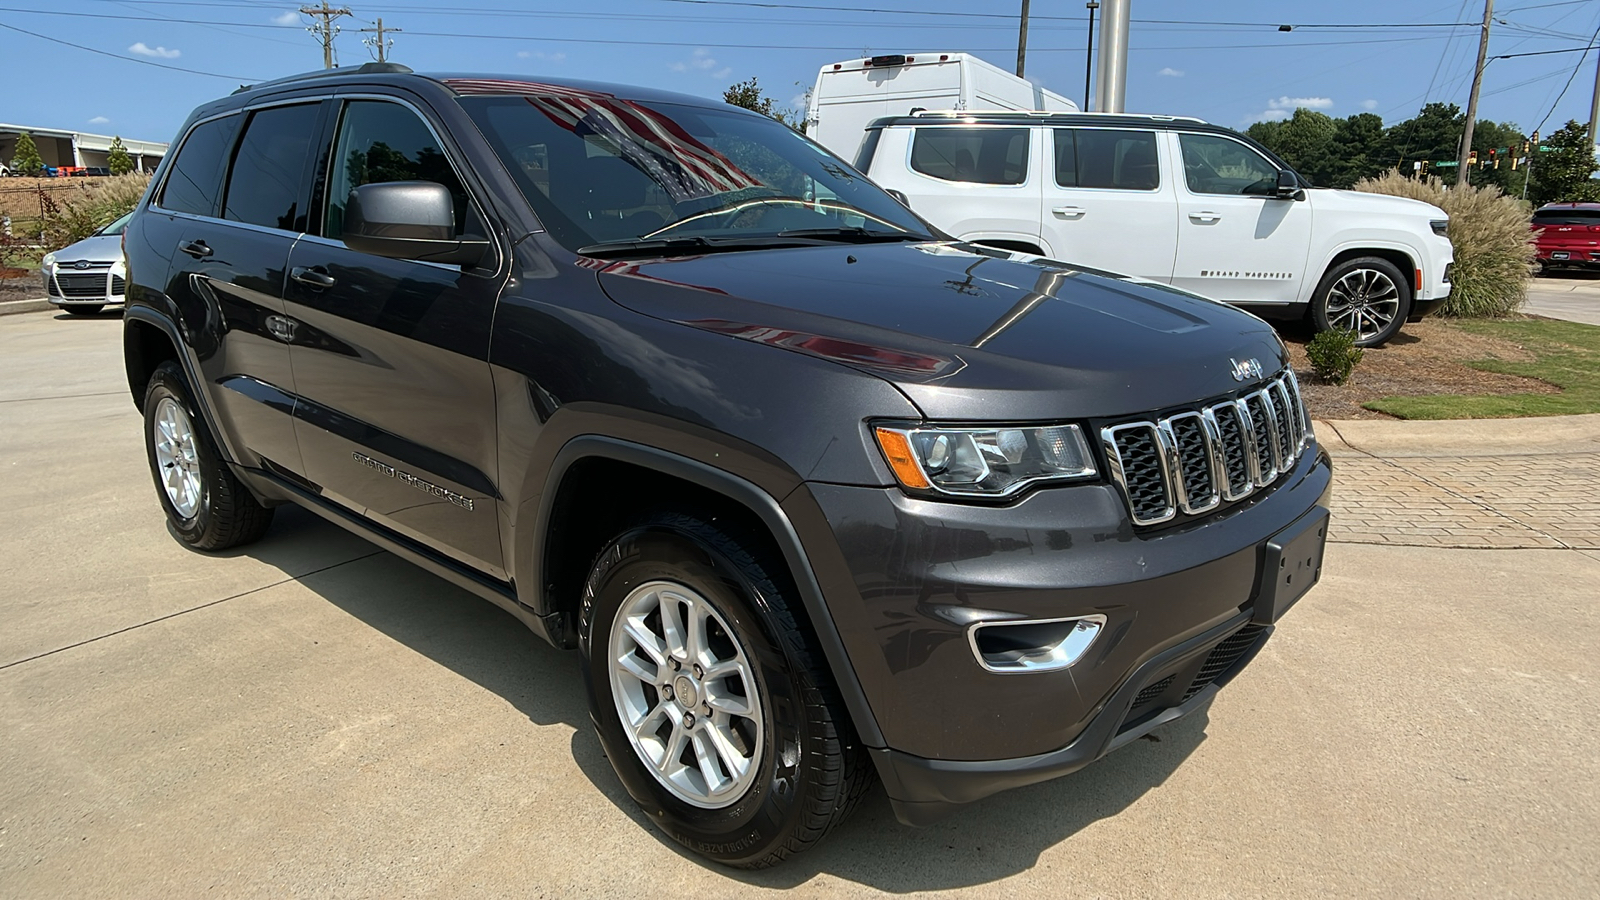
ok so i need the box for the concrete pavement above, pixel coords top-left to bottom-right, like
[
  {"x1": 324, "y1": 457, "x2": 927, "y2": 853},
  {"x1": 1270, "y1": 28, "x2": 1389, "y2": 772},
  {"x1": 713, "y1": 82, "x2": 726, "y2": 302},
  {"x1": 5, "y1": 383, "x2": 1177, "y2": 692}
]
[
  {"x1": 2, "y1": 309, "x2": 1598, "y2": 897},
  {"x1": 1525, "y1": 273, "x2": 1600, "y2": 326}
]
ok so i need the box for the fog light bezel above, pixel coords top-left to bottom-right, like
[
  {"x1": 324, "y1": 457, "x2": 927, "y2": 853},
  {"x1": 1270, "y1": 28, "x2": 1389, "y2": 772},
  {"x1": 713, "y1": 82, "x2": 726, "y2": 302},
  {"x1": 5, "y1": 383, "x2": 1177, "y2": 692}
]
[{"x1": 967, "y1": 614, "x2": 1107, "y2": 674}]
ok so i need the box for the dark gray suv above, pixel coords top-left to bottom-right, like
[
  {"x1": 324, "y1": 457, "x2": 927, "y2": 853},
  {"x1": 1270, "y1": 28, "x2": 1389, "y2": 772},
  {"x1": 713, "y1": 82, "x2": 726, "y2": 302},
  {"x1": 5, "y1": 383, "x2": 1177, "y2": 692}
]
[{"x1": 121, "y1": 63, "x2": 1332, "y2": 868}]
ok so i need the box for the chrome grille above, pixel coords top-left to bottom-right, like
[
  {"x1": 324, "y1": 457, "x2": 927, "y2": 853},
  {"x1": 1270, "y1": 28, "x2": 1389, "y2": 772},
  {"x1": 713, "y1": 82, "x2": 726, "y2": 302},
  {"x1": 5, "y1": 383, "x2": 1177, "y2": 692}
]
[{"x1": 1102, "y1": 371, "x2": 1310, "y2": 526}]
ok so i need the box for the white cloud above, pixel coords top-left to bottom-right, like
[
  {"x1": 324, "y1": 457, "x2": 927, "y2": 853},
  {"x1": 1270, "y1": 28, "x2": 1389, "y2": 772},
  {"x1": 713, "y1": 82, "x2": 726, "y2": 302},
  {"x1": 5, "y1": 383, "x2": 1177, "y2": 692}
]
[
  {"x1": 272, "y1": 11, "x2": 299, "y2": 25},
  {"x1": 1361, "y1": 99, "x2": 1379, "y2": 111},
  {"x1": 518, "y1": 50, "x2": 566, "y2": 62},
  {"x1": 671, "y1": 47, "x2": 726, "y2": 78},
  {"x1": 128, "y1": 42, "x2": 180, "y2": 59},
  {"x1": 88, "y1": 116, "x2": 110, "y2": 125},
  {"x1": 1255, "y1": 95, "x2": 1333, "y2": 121},
  {"x1": 1157, "y1": 67, "x2": 1184, "y2": 77}
]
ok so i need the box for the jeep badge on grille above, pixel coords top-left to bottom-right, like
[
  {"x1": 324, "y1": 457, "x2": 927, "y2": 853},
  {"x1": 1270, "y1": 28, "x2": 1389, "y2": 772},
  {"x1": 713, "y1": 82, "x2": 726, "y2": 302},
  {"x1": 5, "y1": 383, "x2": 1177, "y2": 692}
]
[{"x1": 1229, "y1": 357, "x2": 1263, "y2": 382}]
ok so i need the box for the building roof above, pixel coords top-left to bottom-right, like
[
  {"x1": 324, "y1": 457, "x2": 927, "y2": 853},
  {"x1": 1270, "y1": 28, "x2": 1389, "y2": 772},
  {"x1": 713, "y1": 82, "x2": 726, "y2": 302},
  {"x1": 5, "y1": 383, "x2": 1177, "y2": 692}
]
[{"x1": 0, "y1": 123, "x2": 168, "y2": 156}]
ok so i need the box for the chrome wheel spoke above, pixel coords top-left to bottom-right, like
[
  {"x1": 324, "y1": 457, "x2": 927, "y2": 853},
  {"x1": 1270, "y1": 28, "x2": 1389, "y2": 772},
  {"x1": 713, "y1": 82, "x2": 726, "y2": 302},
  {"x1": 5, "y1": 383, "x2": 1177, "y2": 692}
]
[
  {"x1": 616, "y1": 649, "x2": 658, "y2": 685},
  {"x1": 689, "y1": 731, "x2": 727, "y2": 794},
  {"x1": 621, "y1": 616, "x2": 667, "y2": 667},
  {"x1": 705, "y1": 717, "x2": 752, "y2": 781},
  {"x1": 152, "y1": 397, "x2": 201, "y2": 519},
  {"x1": 658, "y1": 589, "x2": 690, "y2": 659}
]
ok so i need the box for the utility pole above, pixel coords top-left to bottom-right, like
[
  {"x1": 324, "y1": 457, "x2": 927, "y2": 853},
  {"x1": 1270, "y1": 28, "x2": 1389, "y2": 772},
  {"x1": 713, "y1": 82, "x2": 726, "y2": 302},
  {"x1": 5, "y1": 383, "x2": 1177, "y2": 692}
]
[
  {"x1": 301, "y1": 2, "x2": 352, "y2": 70},
  {"x1": 1587, "y1": 47, "x2": 1600, "y2": 150},
  {"x1": 360, "y1": 17, "x2": 400, "y2": 63},
  {"x1": 1456, "y1": 0, "x2": 1493, "y2": 187},
  {"x1": 1084, "y1": 2, "x2": 1099, "y2": 110},
  {"x1": 1095, "y1": 0, "x2": 1130, "y2": 113},
  {"x1": 1016, "y1": 0, "x2": 1031, "y2": 78}
]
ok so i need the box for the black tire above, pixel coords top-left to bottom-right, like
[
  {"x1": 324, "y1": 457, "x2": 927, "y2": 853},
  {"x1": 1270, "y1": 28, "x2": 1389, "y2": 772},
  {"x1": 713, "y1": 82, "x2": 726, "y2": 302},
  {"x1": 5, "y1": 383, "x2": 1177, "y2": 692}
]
[
  {"x1": 1310, "y1": 256, "x2": 1412, "y2": 348},
  {"x1": 142, "y1": 360, "x2": 273, "y2": 550},
  {"x1": 62, "y1": 305, "x2": 104, "y2": 316},
  {"x1": 579, "y1": 512, "x2": 872, "y2": 869}
]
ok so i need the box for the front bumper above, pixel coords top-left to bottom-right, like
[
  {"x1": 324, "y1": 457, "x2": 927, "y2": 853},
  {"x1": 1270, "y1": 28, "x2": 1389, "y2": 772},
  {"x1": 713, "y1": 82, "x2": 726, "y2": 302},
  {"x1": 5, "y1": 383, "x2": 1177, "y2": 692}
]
[
  {"x1": 44, "y1": 266, "x2": 126, "y2": 305},
  {"x1": 789, "y1": 446, "x2": 1333, "y2": 824}
]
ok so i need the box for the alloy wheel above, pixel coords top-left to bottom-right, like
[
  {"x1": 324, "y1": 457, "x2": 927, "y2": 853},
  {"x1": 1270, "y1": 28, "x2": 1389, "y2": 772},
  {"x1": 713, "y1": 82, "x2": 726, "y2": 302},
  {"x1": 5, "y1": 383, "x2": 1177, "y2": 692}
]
[
  {"x1": 1324, "y1": 267, "x2": 1401, "y2": 342},
  {"x1": 608, "y1": 579, "x2": 764, "y2": 809}
]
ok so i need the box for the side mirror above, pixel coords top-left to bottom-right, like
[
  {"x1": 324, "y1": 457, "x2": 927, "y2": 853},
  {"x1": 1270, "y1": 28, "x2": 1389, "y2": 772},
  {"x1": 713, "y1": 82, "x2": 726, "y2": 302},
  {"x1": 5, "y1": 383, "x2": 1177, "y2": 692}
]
[
  {"x1": 1274, "y1": 170, "x2": 1306, "y2": 201},
  {"x1": 342, "y1": 181, "x2": 490, "y2": 266}
]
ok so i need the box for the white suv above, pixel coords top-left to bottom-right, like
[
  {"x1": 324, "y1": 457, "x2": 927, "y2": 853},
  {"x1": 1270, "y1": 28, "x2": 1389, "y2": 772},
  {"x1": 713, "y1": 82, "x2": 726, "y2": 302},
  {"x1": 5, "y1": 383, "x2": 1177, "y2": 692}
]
[{"x1": 855, "y1": 112, "x2": 1454, "y2": 346}]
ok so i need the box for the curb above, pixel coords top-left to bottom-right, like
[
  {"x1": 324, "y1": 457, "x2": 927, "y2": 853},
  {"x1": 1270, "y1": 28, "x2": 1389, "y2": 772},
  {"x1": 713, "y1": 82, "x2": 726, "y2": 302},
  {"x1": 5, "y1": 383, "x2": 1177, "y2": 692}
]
[
  {"x1": 0, "y1": 298, "x2": 54, "y2": 316},
  {"x1": 1314, "y1": 414, "x2": 1600, "y2": 458}
]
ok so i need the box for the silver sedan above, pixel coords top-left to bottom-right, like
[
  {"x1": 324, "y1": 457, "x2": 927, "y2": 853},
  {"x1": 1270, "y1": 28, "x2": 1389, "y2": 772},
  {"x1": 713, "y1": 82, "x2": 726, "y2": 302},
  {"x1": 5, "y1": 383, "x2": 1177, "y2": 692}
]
[{"x1": 41, "y1": 213, "x2": 130, "y2": 315}]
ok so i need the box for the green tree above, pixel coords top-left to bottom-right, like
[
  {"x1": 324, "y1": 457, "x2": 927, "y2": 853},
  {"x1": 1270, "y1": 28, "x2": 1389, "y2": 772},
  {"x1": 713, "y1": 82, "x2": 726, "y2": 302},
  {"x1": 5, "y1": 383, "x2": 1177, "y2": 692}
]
[
  {"x1": 723, "y1": 77, "x2": 803, "y2": 132},
  {"x1": 106, "y1": 136, "x2": 134, "y2": 176},
  {"x1": 1528, "y1": 119, "x2": 1600, "y2": 205},
  {"x1": 1325, "y1": 113, "x2": 1388, "y2": 188},
  {"x1": 1385, "y1": 102, "x2": 1465, "y2": 171},
  {"x1": 1468, "y1": 119, "x2": 1527, "y2": 195},
  {"x1": 10, "y1": 131, "x2": 44, "y2": 174},
  {"x1": 1247, "y1": 108, "x2": 1336, "y2": 185}
]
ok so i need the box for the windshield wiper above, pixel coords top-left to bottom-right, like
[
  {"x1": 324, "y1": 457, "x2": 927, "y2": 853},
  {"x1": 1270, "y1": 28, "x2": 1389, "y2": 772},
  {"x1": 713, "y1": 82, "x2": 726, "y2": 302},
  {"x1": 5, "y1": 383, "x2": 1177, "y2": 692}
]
[
  {"x1": 578, "y1": 234, "x2": 848, "y2": 259},
  {"x1": 774, "y1": 226, "x2": 930, "y2": 243}
]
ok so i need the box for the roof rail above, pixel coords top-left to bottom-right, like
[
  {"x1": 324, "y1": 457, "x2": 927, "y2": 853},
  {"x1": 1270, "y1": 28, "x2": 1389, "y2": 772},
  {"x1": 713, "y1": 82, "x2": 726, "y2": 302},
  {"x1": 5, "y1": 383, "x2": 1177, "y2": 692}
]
[
  {"x1": 908, "y1": 109, "x2": 1209, "y2": 124},
  {"x1": 232, "y1": 62, "x2": 414, "y2": 95}
]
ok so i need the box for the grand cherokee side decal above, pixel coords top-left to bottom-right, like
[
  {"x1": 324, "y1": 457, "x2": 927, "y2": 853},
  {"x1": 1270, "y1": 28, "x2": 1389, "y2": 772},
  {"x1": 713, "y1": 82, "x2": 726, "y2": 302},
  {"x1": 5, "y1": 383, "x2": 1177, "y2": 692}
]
[{"x1": 352, "y1": 452, "x2": 476, "y2": 511}]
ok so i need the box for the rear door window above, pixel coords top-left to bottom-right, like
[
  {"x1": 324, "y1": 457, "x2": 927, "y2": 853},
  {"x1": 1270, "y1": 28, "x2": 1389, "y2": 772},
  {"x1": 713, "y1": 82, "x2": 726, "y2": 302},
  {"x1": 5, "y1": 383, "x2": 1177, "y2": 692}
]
[
  {"x1": 222, "y1": 103, "x2": 321, "y2": 231},
  {"x1": 159, "y1": 114, "x2": 242, "y2": 216},
  {"x1": 1056, "y1": 128, "x2": 1160, "y2": 191},
  {"x1": 910, "y1": 127, "x2": 1029, "y2": 185}
]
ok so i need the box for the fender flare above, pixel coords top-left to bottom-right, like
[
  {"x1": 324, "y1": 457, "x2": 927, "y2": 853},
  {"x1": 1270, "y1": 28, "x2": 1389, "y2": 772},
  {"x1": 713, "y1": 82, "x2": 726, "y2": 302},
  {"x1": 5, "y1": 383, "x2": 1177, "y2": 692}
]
[
  {"x1": 534, "y1": 435, "x2": 886, "y2": 748},
  {"x1": 124, "y1": 304, "x2": 244, "y2": 465}
]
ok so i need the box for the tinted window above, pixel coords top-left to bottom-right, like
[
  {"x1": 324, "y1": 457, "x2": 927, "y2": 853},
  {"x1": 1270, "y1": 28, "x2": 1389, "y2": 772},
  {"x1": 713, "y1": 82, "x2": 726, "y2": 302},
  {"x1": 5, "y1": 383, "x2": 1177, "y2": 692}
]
[
  {"x1": 1179, "y1": 133, "x2": 1279, "y2": 195},
  {"x1": 223, "y1": 103, "x2": 320, "y2": 230},
  {"x1": 854, "y1": 128, "x2": 883, "y2": 172},
  {"x1": 1052, "y1": 129, "x2": 1077, "y2": 187},
  {"x1": 159, "y1": 114, "x2": 241, "y2": 215},
  {"x1": 910, "y1": 127, "x2": 1029, "y2": 185},
  {"x1": 1068, "y1": 129, "x2": 1159, "y2": 191},
  {"x1": 326, "y1": 100, "x2": 469, "y2": 240},
  {"x1": 461, "y1": 93, "x2": 932, "y2": 251},
  {"x1": 1533, "y1": 209, "x2": 1600, "y2": 225}
]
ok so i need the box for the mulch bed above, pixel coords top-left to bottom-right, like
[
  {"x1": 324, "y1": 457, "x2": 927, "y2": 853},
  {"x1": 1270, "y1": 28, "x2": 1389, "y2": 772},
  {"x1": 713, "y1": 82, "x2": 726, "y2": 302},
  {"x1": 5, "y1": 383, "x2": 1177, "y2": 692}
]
[
  {"x1": 1284, "y1": 317, "x2": 1558, "y2": 420},
  {"x1": 1, "y1": 272, "x2": 42, "y2": 303}
]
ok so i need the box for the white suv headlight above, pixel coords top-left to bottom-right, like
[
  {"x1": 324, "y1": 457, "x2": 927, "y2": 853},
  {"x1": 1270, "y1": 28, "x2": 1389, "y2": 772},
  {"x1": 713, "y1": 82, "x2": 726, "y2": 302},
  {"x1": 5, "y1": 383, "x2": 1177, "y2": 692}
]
[{"x1": 874, "y1": 423, "x2": 1097, "y2": 497}]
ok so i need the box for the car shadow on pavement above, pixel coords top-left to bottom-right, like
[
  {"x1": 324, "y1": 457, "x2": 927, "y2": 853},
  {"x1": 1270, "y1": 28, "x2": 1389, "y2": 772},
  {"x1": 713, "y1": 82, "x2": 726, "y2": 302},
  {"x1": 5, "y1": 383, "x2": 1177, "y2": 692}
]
[{"x1": 242, "y1": 506, "x2": 1209, "y2": 891}]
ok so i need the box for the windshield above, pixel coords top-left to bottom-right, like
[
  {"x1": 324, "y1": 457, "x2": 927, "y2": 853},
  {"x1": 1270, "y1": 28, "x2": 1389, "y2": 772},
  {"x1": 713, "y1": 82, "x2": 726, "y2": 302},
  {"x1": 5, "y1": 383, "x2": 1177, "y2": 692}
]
[
  {"x1": 97, "y1": 212, "x2": 132, "y2": 236},
  {"x1": 458, "y1": 87, "x2": 935, "y2": 253}
]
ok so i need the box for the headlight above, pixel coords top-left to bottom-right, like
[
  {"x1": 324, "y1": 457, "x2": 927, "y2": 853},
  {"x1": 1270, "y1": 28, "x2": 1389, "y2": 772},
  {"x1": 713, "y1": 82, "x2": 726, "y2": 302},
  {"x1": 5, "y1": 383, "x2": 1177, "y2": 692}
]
[
  {"x1": 41, "y1": 252, "x2": 56, "y2": 269},
  {"x1": 1430, "y1": 219, "x2": 1449, "y2": 237},
  {"x1": 874, "y1": 423, "x2": 1097, "y2": 497}
]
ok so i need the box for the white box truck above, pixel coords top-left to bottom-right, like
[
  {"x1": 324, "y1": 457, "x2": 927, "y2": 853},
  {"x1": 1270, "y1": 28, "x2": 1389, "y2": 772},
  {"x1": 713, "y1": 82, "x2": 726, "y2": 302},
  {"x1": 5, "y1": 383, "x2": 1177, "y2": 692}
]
[{"x1": 808, "y1": 52, "x2": 1078, "y2": 159}]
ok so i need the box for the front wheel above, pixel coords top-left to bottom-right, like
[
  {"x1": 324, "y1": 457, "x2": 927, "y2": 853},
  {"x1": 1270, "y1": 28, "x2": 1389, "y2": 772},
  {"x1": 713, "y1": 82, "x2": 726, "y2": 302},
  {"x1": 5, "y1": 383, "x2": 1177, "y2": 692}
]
[
  {"x1": 1311, "y1": 256, "x2": 1411, "y2": 348},
  {"x1": 579, "y1": 512, "x2": 872, "y2": 868}
]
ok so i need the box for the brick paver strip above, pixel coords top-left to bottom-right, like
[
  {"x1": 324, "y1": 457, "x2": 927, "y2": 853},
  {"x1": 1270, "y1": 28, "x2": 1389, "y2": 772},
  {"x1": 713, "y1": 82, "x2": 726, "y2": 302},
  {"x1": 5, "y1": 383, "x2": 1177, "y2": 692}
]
[{"x1": 1318, "y1": 422, "x2": 1600, "y2": 551}]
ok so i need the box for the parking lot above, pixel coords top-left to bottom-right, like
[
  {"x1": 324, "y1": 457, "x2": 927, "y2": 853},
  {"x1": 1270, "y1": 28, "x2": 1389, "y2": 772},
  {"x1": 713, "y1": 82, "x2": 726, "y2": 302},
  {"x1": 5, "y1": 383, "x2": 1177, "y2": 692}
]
[{"x1": 3, "y1": 309, "x2": 1598, "y2": 898}]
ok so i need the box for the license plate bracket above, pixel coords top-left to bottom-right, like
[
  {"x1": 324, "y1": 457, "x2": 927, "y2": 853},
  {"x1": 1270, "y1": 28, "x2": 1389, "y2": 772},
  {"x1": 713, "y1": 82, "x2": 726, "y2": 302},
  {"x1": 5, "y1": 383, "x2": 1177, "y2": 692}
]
[
  {"x1": 1552, "y1": 251, "x2": 1571, "y2": 260},
  {"x1": 1253, "y1": 507, "x2": 1329, "y2": 624}
]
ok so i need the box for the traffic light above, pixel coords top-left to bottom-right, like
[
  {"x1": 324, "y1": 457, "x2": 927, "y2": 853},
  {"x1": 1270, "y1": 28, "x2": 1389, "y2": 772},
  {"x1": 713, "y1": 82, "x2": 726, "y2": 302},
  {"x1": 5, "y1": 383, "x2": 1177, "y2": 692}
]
[
  {"x1": 1469, "y1": 149, "x2": 1478, "y2": 167},
  {"x1": 1489, "y1": 148, "x2": 1498, "y2": 169}
]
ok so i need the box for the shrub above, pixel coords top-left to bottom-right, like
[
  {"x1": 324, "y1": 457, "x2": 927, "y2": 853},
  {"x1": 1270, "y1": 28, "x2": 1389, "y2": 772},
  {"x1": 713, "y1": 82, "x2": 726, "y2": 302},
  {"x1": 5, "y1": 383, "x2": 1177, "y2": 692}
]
[
  {"x1": 38, "y1": 173, "x2": 151, "y2": 249},
  {"x1": 107, "y1": 137, "x2": 134, "y2": 176},
  {"x1": 1307, "y1": 328, "x2": 1364, "y2": 385},
  {"x1": 1354, "y1": 170, "x2": 1534, "y2": 318},
  {"x1": 10, "y1": 131, "x2": 43, "y2": 174}
]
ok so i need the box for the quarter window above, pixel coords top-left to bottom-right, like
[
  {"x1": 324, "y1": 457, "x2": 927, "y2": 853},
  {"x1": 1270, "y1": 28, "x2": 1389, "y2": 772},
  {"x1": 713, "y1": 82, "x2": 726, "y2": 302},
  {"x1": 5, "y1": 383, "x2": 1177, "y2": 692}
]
[
  {"x1": 158, "y1": 114, "x2": 241, "y2": 216},
  {"x1": 325, "y1": 100, "x2": 471, "y2": 240},
  {"x1": 1178, "y1": 133, "x2": 1281, "y2": 196},
  {"x1": 223, "y1": 103, "x2": 321, "y2": 231},
  {"x1": 910, "y1": 127, "x2": 1029, "y2": 185},
  {"x1": 1055, "y1": 129, "x2": 1159, "y2": 190}
]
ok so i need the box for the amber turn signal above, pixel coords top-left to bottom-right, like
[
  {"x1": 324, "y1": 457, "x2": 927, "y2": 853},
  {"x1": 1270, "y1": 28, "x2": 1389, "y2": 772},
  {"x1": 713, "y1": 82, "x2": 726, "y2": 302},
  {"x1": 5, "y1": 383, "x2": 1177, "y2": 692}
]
[{"x1": 874, "y1": 427, "x2": 931, "y2": 490}]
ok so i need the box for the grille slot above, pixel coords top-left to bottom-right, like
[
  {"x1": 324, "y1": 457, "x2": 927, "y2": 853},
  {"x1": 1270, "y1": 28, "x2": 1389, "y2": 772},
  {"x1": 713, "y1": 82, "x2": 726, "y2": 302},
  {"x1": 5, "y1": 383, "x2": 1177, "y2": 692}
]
[
  {"x1": 1105, "y1": 424, "x2": 1172, "y2": 524},
  {"x1": 1131, "y1": 675, "x2": 1176, "y2": 710},
  {"x1": 54, "y1": 272, "x2": 110, "y2": 298},
  {"x1": 1181, "y1": 625, "x2": 1267, "y2": 701},
  {"x1": 111, "y1": 275, "x2": 126, "y2": 296},
  {"x1": 1102, "y1": 372, "x2": 1309, "y2": 527}
]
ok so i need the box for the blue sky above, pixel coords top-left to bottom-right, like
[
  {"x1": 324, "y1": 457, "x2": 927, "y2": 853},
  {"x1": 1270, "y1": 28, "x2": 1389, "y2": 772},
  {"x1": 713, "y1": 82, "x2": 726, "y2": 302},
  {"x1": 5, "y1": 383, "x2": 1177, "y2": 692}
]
[{"x1": 3, "y1": 0, "x2": 1599, "y2": 146}]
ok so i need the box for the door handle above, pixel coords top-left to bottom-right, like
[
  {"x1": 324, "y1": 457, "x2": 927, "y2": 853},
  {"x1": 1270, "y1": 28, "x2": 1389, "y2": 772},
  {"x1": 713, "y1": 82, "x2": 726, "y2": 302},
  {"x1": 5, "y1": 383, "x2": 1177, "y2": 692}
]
[
  {"x1": 1051, "y1": 206, "x2": 1086, "y2": 219},
  {"x1": 1188, "y1": 211, "x2": 1221, "y2": 224},
  {"x1": 290, "y1": 265, "x2": 336, "y2": 290},
  {"x1": 178, "y1": 240, "x2": 212, "y2": 259}
]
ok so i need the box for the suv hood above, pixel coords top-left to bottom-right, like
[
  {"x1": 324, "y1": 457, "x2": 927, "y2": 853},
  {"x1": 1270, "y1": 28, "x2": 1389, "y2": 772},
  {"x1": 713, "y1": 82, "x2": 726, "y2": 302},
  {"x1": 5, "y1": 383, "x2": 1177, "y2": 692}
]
[
  {"x1": 595, "y1": 242, "x2": 1288, "y2": 421},
  {"x1": 1312, "y1": 187, "x2": 1446, "y2": 220}
]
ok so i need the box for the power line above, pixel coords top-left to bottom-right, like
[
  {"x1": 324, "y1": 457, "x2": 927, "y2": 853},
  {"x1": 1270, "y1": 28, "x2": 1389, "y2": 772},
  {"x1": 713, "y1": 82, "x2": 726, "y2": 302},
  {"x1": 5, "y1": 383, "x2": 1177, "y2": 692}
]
[
  {"x1": 360, "y1": 17, "x2": 400, "y2": 63},
  {"x1": 0, "y1": 20, "x2": 260, "y2": 80},
  {"x1": 1530, "y1": 21, "x2": 1600, "y2": 136},
  {"x1": 300, "y1": 2, "x2": 352, "y2": 70}
]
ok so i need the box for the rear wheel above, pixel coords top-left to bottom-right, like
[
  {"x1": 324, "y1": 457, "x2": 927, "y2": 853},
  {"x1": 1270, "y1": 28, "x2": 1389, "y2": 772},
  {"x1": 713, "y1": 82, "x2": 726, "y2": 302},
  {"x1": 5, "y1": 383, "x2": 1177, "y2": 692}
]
[
  {"x1": 580, "y1": 512, "x2": 872, "y2": 868},
  {"x1": 62, "y1": 304, "x2": 104, "y2": 316},
  {"x1": 1311, "y1": 256, "x2": 1411, "y2": 348},
  {"x1": 142, "y1": 361, "x2": 274, "y2": 550}
]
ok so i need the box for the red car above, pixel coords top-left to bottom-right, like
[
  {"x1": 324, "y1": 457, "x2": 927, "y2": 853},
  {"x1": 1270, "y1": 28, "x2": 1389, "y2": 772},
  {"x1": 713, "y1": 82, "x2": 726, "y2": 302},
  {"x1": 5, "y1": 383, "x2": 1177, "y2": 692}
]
[{"x1": 1532, "y1": 201, "x2": 1600, "y2": 273}]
